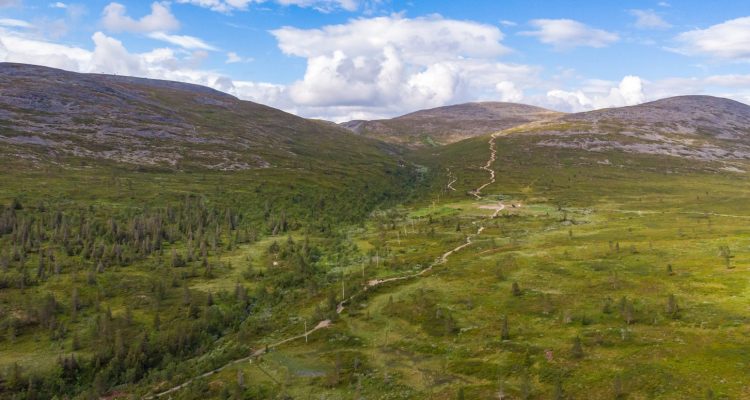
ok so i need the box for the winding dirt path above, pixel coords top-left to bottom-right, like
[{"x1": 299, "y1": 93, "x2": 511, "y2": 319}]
[
  {"x1": 446, "y1": 168, "x2": 457, "y2": 191},
  {"x1": 470, "y1": 132, "x2": 498, "y2": 199},
  {"x1": 343, "y1": 131, "x2": 501, "y2": 308},
  {"x1": 363, "y1": 223, "x2": 484, "y2": 289},
  {"x1": 144, "y1": 132, "x2": 503, "y2": 399},
  {"x1": 480, "y1": 202, "x2": 506, "y2": 218},
  {"x1": 144, "y1": 320, "x2": 333, "y2": 398},
  {"x1": 607, "y1": 208, "x2": 750, "y2": 220}
]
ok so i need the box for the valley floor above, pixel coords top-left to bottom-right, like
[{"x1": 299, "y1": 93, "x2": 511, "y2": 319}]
[
  {"x1": 2, "y1": 133, "x2": 750, "y2": 400},
  {"x1": 138, "y1": 134, "x2": 750, "y2": 399}
]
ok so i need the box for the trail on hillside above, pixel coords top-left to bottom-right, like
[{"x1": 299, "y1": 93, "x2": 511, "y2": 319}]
[
  {"x1": 470, "y1": 133, "x2": 499, "y2": 199},
  {"x1": 144, "y1": 132, "x2": 503, "y2": 399},
  {"x1": 145, "y1": 320, "x2": 334, "y2": 398},
  {"x1": 338, "y1": 131, "x2": 504, "y2": 313},
  {"x1": 446, "y1": 168, "x2": 457, "y2": 191},
  {"x1": 480, "y1": 202, "x2": 506, "y2": 218},
  {"x1": 603, "y1": 209, "x2": 750, "y2": 220}
]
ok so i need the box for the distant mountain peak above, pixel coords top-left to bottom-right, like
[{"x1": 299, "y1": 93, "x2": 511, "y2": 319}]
[
  {"x1": 341, "y1": 101, "x2": 562, "y2": 147},
  {"x1": 561, "y1": 95, "x2": 750, "y2": 141}
]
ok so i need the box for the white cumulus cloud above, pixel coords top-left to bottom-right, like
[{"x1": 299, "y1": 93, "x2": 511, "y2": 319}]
[
  {"x1": 629, "y1": 9, "x2": 671, "y2": 30},
  {"x1": 225, "y1": 51, "x2": 252, "y2": 63},
  {"x1": 176, "y1": 0, "x2": 255, "y2": 13},
  {"x1": 148, "y1": 32, "x2": 217, "y2": 50},
  {"x1": 545, "y1": 75, "x2": 645, "y2": 112},
  {"x1": 273, "y1": 15, "x2": 509, "y2": 61},
  {"x1": 0, "y1": 18, "x2": 32, "y2": 28},
  {"x1": 277, "y1": 0, "x2": 359, "y2": 12},
  {"x1": 495, "y1": 81, "x2": 523, "y2": 102},
  {"x1": 0, "y1": 28, "x2": 223, "y2": 85},
  {"x1": 675, "y1": 16, "x2": 750, "y2": 61},
  {"x1": 265, "y1": 14, "x2": 538, "y2": 120},
  {"x1": 521, "y1": 19, "x2": 619, "y2": 50},
  {"x1": 101, "y1": 2, "x2": 180, "y2": 33},
  {"x1": 176, "y1": 0, "x2": 364, "y2": 13}
]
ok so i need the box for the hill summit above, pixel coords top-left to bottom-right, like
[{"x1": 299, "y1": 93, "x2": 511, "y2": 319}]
[{"x1": 341, "y1": 101, "x2": 561, "y2": 147}]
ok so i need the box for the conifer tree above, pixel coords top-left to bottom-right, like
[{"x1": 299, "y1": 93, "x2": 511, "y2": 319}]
[{"x1": 71, "y1": 288, "x2": 79, "y2": 321}]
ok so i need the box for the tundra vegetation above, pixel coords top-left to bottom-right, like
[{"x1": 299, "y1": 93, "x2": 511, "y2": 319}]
[{"x1": 1, "y1": 65, "x2": 750, "y2": 399}]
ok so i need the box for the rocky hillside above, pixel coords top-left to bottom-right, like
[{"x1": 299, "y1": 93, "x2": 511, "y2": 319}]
[
  {"x1": 4, "y1": 63, "x2": 747, "y2": 174},
  {"x1": 0, "y1": 63, "x2": 400, "y2": 172},
  {"x1": 508, "y1": 95, "x2": 750, "y2": 164},
  {"x1": 342, "y1": 102, "x2": 561, "y2": 147},
  {"x1": 565, "y1": 96, "x2": 750, "y2": 139}
]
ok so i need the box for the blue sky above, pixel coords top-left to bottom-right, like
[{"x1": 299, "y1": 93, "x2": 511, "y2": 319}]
[{"x1": 1, "y1": 0, "x2": 749, "y2": 120}]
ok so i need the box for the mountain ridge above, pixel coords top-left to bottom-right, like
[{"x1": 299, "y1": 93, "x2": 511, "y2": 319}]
[
  {"x1": 564, "y1": 95, "x2": 750, "y2": 141},
  {"x1": 499, "y1": 94, "x2": 750, "y2": 163},
  {"x1": 0, "y1": 62, "x2": 402, "y2": 172},
  {"x1": 3, "y1": 62, "x2": 750, "y2": 168},
  {"x1": 341, "y1": 101, "x2": 562, "y2": 147},
  {"x1": 3, "y1": 63, "x2": 750, "y2": 400}
]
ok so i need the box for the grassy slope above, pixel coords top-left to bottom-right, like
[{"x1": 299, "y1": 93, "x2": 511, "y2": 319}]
[
  {"x1": 0, "y1": 64, "x2": 419, "y2": 225},
  {"x1": 342, "y1": 102, "x2": 560, "y2": 148},
  {"x1": 0, "y1": 65, "x2": 421, "y2": 399},
  {"x1": 163, "y1": 133, "x2": 750, "y2": 399},
  {"x1": 0, "y1": 102, "x2": 423, "y2": 370},
  {"x1": 4, "y1": 129, "x2": 748, "y2": 399},
  {"x1": 2, "y1": 66, "x2": 750, "y2": 398}
]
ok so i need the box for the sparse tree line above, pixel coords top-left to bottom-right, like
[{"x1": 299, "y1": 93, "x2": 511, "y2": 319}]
[
  {"x1": 0, "y1": 196, "x2": 263, "y2": 289},
  {"x1": 0, "y1": 195, "x2": 342, "y2": 398}
]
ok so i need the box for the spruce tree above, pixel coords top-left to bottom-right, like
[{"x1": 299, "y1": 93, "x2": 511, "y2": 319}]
[{"x1": 71, "y1": 288, "x2": 79, "y2": 321}]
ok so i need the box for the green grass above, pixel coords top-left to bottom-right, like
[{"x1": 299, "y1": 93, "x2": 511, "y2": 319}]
[
  {"x1": 191, "y1": 135, "x2": 750, "y2": 400},
  {"x1": 2, "y1": 128, "x2": 750, "y2": 399}
]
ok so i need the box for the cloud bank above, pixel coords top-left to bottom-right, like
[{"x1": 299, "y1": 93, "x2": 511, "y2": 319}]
[
  {"x1": 1, "y1": 7, "x2": 750, "y2": 121},
  {"x1": 521, "y1": 19, "x2": 619, "y2": 50}
]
